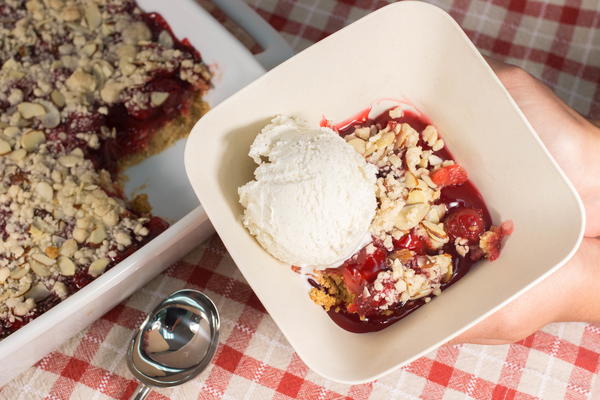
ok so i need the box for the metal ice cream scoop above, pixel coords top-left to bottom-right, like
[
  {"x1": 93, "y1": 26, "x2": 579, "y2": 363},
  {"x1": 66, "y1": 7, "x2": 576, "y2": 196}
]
[{"x1": 127, "y1": 289, "x2": 220, "y2": 399}]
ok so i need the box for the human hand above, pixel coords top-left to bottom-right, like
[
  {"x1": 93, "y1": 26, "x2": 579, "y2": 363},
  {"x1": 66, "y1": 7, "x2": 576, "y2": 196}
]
[
  {"x1": 485, "y1": 58, "x2": 600, "y2": 237},
  {"x1": 451, "y1": 58, "x2": 600, "y2": 345},
  {"x1": 452, "y1": 238, "x2": 600, "y2": 345}
]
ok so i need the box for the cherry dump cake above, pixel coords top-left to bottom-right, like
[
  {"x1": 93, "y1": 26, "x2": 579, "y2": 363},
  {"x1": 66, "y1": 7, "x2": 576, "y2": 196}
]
[
  {"x1": 0, "y1": 0, "x2": 212, "y2": 337},
  {"x1": 309, "y1": 105, "x2": 512, "y2": 332}
]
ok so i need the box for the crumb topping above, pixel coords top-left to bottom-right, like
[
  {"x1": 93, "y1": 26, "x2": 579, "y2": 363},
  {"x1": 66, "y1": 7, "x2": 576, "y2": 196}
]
[
  {"x1": 0, "y1": 0, "x2": 211, "y2": 330},
  {"x1": 310, "y1": 106, "x2": 510, "y2": 319}
]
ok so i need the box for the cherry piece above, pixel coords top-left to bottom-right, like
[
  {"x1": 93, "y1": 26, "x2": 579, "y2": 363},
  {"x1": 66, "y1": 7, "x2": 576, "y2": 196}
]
[
  {"x1": 430, "y1": 164, "x2": 468, "y2": 187},
  {"x1": 336, "y1": 244, "x2": 387, "y2": 295},
  {"x1": 393, "y1": 231, "x2": 427, "y2": 255},
  {"x1": 444, "y1": 208, "x2": 486, "y2": 243}
]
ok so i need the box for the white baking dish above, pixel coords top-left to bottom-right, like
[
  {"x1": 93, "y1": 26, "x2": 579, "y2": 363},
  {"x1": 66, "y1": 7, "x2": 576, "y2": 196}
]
[
  {"x1": 185, "y1": 1, "x2": 584, "y2": 383},
  {"x1": 0, "y1": 0, "x2": 292, "y2": 385}
]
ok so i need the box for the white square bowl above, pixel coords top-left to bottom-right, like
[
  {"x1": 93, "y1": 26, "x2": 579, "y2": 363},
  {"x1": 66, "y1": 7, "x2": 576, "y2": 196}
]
[{"x1": 184, "y1": 1, "x2": 584, "y2": 383}]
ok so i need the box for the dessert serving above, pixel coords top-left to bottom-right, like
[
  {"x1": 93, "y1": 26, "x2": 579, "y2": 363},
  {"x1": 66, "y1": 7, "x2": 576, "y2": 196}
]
[
  {"x1": 239, "y1": 103, "x2": 511, "y2": 333},
  {"x1": 0, "y1": 0, "x2": 212, "y2": 338}
]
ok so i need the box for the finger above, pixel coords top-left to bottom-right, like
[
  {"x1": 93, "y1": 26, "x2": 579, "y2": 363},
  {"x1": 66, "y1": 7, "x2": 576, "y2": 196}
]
[
  {"x1": 483, "y1": 55, "x2": 585, "y2": 123},
  {"x1": 482, "y1": 55, "x2": 505, "y2": 73},
  {"x1": 450, "y1": 238, "x2": 600, "y2": 345}
]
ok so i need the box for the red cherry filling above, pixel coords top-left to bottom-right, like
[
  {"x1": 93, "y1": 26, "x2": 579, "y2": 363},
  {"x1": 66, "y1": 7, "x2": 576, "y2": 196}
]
[
  {"x1": 444, "y1": 207, "x2": 485, "y2": 243},
  {"x1": 332, "y1": 243, "x2": 387, "y2": 295},
  {"x1": 392, "y1": 231, "x2": 427, "y2": 254},
  {"x1": 430, "y1": 164, "x2": 468, "y2": 187}
]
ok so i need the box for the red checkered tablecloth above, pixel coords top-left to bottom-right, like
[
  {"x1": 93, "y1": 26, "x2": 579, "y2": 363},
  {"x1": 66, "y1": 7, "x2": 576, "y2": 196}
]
[{"x1": 3, "y1": 1, "x2": 600, "y2": 399}]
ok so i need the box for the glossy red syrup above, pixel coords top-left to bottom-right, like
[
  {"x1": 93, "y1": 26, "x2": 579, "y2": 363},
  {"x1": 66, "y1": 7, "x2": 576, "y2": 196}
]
[{"x1": 315, "y1": 106, "x2": 494, "y2": 333}]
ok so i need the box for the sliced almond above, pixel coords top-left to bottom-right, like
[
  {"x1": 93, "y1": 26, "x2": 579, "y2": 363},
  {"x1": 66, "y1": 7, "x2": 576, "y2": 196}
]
[
  {"x1": 31, "y1": 260, "x2": 51, "y2": 277},
  {"x1": 10, "y1": 264, "x2": 30, "y2": 280},
  {"x1": 0, "y1": 139, "x2": 11, "y2": 155},
  {"x1": 84, "y1": 3, "x2": 102, "y2": 29},
  {"x1": 31, "y1": 252, "x2": 56, "y2": 266},
  {"x1": 29, "y1": 224, "x2": 45, "y2": 240},
  {"x1": 87, "y1": 226, "x2": 106, "y2": 244},
  {"x1": 53, "y1": 281, "x2": 68, "y2": 299},
  {"x1": 4, "y1": 126, "x2": 19, "y2": 138},
  {"x1": 122, "y1": 21, "x2": 152, "y2": 44},
  {"x1": 12, "y1": 298, "x2": 35, "y2": 316},
  {"x1": 115, "y1": 43, "x2": 137, "y2": 61},
  {"x1": 61, "y1": 4, "x2": 80, "y2": 21},
  {"x1": 404, "y1": 171, "x2": 418, "y2": 188},
  {"x1": 100, "y1": 81, "x2": 123, "y2": 103},
  {"x1": 66, "y1": 69, "x2": 96, "y2": 93},
  {"x1": 436, "y1": 254, "x2": 453, "y2": 282},
  {"x1": 88, "y1": 258, "x2": 109, "y2": 277},
  {"x1": 388, "y1": 153, "x2": 402, "y2": 169},
  {"x1": 13, "y1": 276, "x2": 32, "y2": 297},
  {"x1": 428, "y1": 154, "x2": 443, "y2": 166},
  {"x1": 150, "y1": 92, "x2": 169, "y2": 107},
  {"x1": 425, "y1": 204, "x2": 447, "y2": 223},
  {"x1": 120, "y1": 62, "x2": 136, "y2": 76},
  {"x1": 405, "y1": 146, "x2": 422, "y2": 173},
  {"x1": 158, "y1": 30, "x2": 174, "y2": 48},
  {"x1": 406, "y1": 188, "x2": 428, "y2": 204},
  {"x1": 76, "y1": 217, "x2": 92, "y2": 229},
  {"x1": 395, "y1": 203, "x2": 430, "y2": 231},
  {"x1": 0, "y1": 291, "x2": 10, "y2": 302},
  {"x1": 58, "y1": 154, "x2": 80, "y2": 168},
  {"x1": 38, "y1": 100, "x2": 61, "y2": 128},
  {"x1": 10, "y1": 148, "x2": 27, "y2": 161},
  {"x1": 354, "y1": 127, "x2": 371, "y2": 140},
  {"x1": 36, "y1": 181, "x2": 54, "y2": 201},
  {"x1": 21, "y1": 130, "x2": 45, "y2": 151},
  {"x1": 50, "y1": 90, "x2": 66, "y2": 108},
  {"x1": 421, "y1": 220, "x2": 449, "y2": 242},
  {"x1": 58, "y1": 256, "x2": 76, "y2": 276},
  {"x1": 60, "y1": 239, "x2": 78, "y2": 257},
  {"x1": 421, "y1": 173, "x2": 438, "y2": 189},
  {"x1": 102, "y1": 210, "x2": 119, "y2": 227},
  {"x1": 422, "y1": 125, "x2": 438, "y2": 147},
  {"x1": 346, "y1": 137, "x2": 366, "y2": 155},
  {"x1": 72, "y1": 227, "x2": 88, "y2": 243},
  {"x1": 17, "y1": 102, "x2": 46, "y2": 119},
  {"x1": 432, "y1": 138, "x2": 444, "y2": 151},
  {"x1": 0, "y1": 268, "x2": 9, "y2": 284},
  {"x1": 71, "y1": 148, "x2": 84, "y2": 158},
  {"x1": 49, "y1": 0, "x2": 64, "y2": 11},
  {"x1": 389, "y1": 106, "x2": 404, "y2": 119},
  {"x1": 376, "y1": 130, "x2": 395, "y2": 150},
  {"x1": 391, "y1": 248, "x2": 414, "y2": 263},
  {"x1": 114, "y1": 231, "x2": 131, "y2": 246}
]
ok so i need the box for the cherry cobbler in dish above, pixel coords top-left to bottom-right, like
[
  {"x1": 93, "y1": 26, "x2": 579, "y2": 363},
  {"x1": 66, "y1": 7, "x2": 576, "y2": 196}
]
[
  {"x1": 309, "y1": 105, "x2": 512, "y2": 333},
  {"x1": 0, "y1": 0, "x2": 212, "y2": 337}
]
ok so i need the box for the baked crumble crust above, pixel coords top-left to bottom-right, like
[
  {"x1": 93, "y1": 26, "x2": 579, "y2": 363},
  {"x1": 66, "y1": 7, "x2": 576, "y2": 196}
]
[{"x1": 0, "y1": 0, "x2": 212, "y2": 335}]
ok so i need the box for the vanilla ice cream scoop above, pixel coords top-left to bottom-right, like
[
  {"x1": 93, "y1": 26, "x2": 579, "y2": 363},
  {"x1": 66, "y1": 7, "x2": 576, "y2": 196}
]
[{"x1": 238, "y1": 115, "x2": 377, "y2": 268}]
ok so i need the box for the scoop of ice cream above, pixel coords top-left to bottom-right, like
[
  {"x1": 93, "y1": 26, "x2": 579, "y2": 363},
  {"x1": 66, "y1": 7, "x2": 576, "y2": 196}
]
[{"x1": 238, "y1": 115, "x2": 377, "y2": 268}]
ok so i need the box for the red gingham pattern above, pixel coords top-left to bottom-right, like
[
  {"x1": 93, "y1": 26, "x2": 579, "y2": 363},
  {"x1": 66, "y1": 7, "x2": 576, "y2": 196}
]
[{"x1": 2, "y1": 1, "x2": 600, "y2": 399}]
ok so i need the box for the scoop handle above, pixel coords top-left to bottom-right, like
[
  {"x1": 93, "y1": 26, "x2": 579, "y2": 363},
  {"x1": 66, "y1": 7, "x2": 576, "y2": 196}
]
[{"x1": 130, "y1": 383, "x2": 151, "y2": 400}]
